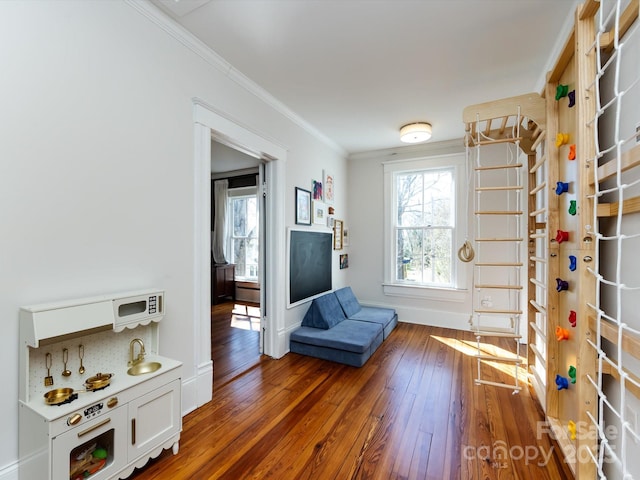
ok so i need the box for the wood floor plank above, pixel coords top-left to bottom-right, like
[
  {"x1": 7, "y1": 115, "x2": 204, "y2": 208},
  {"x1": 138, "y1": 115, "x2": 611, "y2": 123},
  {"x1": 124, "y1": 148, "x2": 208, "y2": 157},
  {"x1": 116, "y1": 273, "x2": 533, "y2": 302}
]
[{"x1": 128, "y1": 309, "x2": 572, "y2": 480}]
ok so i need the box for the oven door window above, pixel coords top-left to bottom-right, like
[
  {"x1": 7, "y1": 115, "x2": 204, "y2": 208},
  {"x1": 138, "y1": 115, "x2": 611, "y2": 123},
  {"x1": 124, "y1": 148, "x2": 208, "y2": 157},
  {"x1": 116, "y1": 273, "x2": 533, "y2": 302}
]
[{"x1": 52, "y1": 405, "x2": 128, "y2": 480}]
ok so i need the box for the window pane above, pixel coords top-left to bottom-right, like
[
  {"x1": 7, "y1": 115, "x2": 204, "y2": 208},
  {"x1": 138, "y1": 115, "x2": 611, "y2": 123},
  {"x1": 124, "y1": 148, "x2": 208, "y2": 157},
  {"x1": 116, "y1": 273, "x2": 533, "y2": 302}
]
[
  {"x1": 423, "y1": 170, "x2": 454, "y2": 227},
  {"x1": 424, "y1": 228, "x2": 452, "y2": 285},
  {"x1": 396, "y1": 228, "x2": 422, "y2": 282},
  {"x1": 233, "y1": 198, "x2": 247, "y2": 236},
  {"x1": 396, "y1": 173, "x2": 423, "y2": 227}
]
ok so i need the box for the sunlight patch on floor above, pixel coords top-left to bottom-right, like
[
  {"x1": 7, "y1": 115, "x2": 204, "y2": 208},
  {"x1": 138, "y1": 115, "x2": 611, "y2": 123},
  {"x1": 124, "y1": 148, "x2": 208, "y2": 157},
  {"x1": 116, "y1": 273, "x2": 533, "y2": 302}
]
[
  {"x1": 230, "y1": 303, "x2": 261, "y2": 331},
  {"x1": 431, "y1": 335, "x2": 528, "y2": 381}
]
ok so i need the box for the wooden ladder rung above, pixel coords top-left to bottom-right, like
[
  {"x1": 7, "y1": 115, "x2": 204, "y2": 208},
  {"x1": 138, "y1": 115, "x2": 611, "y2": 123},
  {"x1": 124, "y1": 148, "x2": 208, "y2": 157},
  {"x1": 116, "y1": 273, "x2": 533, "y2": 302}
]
[
  {"x1": 529, "y1": 182, "x2": 546, "y2": 195},
  {"x1": 474, "y1": 379, "x2": 522, "y2": 391},
  {"x1": 471, "y1": 331, "x2": 522, "y2": 339},
  {"x1": 475, "y1": 210, "x2": 523, "y2": 215},
  {"x1": 529, "y1": 322, "x2": 547, "y2": 343},
  {"x1": 474, "y1": 354, "x2": 522, "y2": 364},
  {"x1": 476, "y1": 262, "x2": 523, "y2": 267},
  {"x1": 476, "y1": 238, "x2": 524, "y2": 242},
  {"x1": 475, "y1": 284, "x2": 523, "y2": 290},
  {"x1": 476, "y1": 186, "x2": 523, "y2": 191},
  {"x1": 475, "y1": 163, "x2": 523, "y2": 171},
  {"x1": 476, "y1": 137, "x2": 523, "y2": 146},
  {"x1": 529, "y1": 344, "x2": 546, "y2": 364}
]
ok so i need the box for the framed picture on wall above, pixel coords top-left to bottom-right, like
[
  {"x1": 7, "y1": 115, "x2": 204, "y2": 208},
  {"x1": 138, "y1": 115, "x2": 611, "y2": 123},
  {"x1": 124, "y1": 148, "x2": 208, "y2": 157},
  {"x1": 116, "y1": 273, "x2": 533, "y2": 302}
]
[
  {"x1": 324, "y1": 170, "x2": 335, "y2": 204},
  {"x1": 333, "y1": 219, "x2": 343, "y2": 250},
  {"x1": 312, "y1": 201, "x2": 328, "y2": 225},
  {"x1": 295, "y1": 187, "x2": 311, "y2": 225}
]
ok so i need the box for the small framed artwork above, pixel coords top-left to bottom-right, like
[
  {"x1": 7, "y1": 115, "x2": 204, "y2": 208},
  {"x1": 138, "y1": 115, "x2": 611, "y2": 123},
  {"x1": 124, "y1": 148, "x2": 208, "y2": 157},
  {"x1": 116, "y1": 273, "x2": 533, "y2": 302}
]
[
  {"x1": 295, "y1": 187, "x2": 311, "y2": 225},
  {"x1": 342, "y1": 227, "x2": 349, "y2": 247},
  {"x1": 312, "y1": 201, "x2": 328, "y2": 225},
  {"x1": 333, "y1": 219, "x2": 343, "y2": 250},
  {"x1": 340, "y1": 254, "x2": 349, "y2": 269},
  {"x1": 312, "y1": 179, "x2": 323, "y2": 200},
  {"x1": 324, "y1": 170, "x2": 335, "y2": 204}
]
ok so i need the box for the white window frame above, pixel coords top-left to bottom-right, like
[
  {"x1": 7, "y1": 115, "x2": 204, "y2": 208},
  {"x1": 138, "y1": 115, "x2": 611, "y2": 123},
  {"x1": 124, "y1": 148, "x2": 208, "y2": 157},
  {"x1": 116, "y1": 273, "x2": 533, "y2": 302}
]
[
  {"x1": 383, "y1": 153, "x2": 468, "y2": 302},
  {"x1": 227, "y1": 186, "x2": 259, "y2": 281}
]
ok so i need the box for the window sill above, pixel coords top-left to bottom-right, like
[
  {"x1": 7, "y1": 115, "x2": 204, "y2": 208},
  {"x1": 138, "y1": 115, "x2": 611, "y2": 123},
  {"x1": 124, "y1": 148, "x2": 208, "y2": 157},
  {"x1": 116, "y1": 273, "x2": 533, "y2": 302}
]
[{"x1": 382, "y1": 283, "x2": 467, "y2": 303}]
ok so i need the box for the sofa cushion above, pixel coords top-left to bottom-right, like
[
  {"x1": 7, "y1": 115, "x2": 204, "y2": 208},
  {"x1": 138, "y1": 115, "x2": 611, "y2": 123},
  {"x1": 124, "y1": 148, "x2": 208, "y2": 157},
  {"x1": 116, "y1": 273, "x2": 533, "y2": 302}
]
[
  {"x1": 301, "y1": 293, "x2": 346, "y2": 330},
  {"x1": 334, "y1": 286, "x2": 362, "y2": 317},
  {"x1": 349, "y1": 307, "x2": 398, "y2": 339},
  {"x1": 290, "y1": 319, "x2": 382, "y2": 354}
]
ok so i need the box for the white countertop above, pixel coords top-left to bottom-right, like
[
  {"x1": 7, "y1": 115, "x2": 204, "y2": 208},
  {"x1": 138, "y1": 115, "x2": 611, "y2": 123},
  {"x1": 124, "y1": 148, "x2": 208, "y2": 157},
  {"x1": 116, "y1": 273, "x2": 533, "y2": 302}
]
[{"x1": 20, "y1": 355, "x2": 182, "y2": 422}]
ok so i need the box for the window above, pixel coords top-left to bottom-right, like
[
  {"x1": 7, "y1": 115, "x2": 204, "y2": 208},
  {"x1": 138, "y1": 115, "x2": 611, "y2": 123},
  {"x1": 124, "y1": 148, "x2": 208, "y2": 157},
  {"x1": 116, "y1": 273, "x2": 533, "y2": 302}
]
[
  {"x1": 383, "y1": 153, "x2": 467, "y2": 300},
  {"x1": 395, "y1": 168, "x2": 454, "y2": 286},
  {"x1": 228, "y1": 191, "x2": 259, "y2": 280}
]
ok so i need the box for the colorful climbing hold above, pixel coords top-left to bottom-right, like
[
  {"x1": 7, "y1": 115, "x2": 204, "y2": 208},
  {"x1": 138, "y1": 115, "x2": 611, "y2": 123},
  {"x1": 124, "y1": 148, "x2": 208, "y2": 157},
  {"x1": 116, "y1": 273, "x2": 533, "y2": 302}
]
[
  {"x1": 568, "y1": 310, "x2": 577, "y2": 327},
  {"x1": 569, "y1": 255, "x2": 577, "y2": 271},
  {"x1": 555, "y1": 229, "x2": 569, "y2": 243},
  {"x1": 555, "y1": 374, "x2": 569, "y2": 390},
  {"x1": 556, "y1": 133, "x2": 569, "y2": 147},
  {"x1": 569, "y1": 200, "x2": 577, "y2": 216},
  {"x1": 568, "y1": 365, "x2": 577, "y2": 384},
  {"x1": 568, "y1": 90, "x2": 576, "y2": 108},
  {"x1": 568, "y1": 420, "x2": 577, "y2": 440},
  {"x1": 556, "y1": 181, "x2": 569, "y2": 195},
  {"x1": 556, "y1": 325, "x2": 570, "y2": 341},
  {"x1": 555, "y1": 84, "x2": 569, "y2": 100},
  {"x1": 556, "y1": 278, "x2": 569, "y2": 292},
  {"x1": 568, "y1": 144, "x2": 576, "y2": 160}
]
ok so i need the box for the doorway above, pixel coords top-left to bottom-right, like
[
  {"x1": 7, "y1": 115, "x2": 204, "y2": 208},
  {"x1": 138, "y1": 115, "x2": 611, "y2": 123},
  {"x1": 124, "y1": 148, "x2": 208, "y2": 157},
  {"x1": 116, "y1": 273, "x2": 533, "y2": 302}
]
[
  {"x1": 211, "y1": 140, "x2": 263, "y2": 386},
  {"x1": 193, "y1": 99, "x2": 287, "y2": 408}
]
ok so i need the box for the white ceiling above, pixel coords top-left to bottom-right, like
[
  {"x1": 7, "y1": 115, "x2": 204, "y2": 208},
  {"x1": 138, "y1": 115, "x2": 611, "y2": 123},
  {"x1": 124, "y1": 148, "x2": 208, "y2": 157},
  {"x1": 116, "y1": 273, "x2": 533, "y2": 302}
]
[{"x1": 153, "y1": 0, "x2": 577, "y2": 155}]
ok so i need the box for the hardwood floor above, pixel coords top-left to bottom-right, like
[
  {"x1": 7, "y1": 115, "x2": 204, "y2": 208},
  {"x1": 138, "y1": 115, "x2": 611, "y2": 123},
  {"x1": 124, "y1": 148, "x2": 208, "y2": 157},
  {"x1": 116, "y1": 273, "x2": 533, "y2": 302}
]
[{"x1": 129, "y1": 312, "x2": 573, "y2": 480}]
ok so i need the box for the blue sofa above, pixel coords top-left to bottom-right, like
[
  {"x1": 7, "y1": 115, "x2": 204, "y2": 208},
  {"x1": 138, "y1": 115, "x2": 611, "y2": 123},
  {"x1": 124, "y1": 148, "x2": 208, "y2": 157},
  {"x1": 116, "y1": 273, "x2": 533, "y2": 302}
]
[{"x1": 289, "y1": 287, "x2": 398, "y2": 367}]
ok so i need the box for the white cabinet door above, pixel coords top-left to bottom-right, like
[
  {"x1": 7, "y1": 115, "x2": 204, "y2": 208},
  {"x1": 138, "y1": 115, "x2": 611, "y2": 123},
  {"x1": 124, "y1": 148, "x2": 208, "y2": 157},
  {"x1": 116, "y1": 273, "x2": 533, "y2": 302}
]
[
  {"x1": 127, "y1": 378, "x2": 181, "y2": 461},
  {"x1": 52, "y1": 405, "x2": 128, "y2": 480}
]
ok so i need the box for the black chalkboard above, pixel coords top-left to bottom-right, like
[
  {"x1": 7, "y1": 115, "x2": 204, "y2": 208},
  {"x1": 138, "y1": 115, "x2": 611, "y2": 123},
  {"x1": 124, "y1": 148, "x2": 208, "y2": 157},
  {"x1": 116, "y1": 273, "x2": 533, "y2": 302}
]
[{"x1": 289, "y1": 229, "x2": 332, "y2": 305}]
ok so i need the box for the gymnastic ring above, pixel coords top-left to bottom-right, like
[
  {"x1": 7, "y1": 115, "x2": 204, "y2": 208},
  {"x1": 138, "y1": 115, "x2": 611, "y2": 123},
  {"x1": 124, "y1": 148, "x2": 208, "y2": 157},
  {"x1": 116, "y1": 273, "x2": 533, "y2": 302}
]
[{"x1": 457, "y1": 240, "x2": 475, "y2": 263}]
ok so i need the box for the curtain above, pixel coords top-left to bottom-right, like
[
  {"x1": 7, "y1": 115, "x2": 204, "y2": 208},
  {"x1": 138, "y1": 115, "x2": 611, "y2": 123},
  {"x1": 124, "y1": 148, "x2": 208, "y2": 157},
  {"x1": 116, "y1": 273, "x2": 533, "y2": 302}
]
[{"x1": 212, "y1": 179, "x2": 228, "y2": 264}]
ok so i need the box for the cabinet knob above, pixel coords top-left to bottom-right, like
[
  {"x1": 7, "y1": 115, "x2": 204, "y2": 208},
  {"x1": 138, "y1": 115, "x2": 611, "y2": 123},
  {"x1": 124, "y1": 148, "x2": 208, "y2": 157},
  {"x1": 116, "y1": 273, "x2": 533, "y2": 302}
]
[
  {"x1": 107, "y1": 397, "x2": 119, "y2": 408},
  {"x1": 67, "y1": 413, "x2": 82, "y2": 426}
]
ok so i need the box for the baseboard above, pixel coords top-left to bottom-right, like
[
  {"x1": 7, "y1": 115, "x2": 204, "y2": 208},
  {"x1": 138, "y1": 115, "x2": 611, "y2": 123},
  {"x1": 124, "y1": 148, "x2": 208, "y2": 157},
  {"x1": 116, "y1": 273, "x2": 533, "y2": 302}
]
[
  {"x1": 180, "y1": 360, "x2": 213, "y2": 415},
  {"x1": 362, "y1": 301, "x2": 471, "y2": 331}
]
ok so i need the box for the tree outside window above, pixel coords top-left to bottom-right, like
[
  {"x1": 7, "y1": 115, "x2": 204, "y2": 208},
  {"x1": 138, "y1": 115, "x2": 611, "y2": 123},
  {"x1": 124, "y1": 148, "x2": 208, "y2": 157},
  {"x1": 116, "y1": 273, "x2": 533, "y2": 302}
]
[{"x1": 395, "y1": 168, "x2": 454, "y2": 287}]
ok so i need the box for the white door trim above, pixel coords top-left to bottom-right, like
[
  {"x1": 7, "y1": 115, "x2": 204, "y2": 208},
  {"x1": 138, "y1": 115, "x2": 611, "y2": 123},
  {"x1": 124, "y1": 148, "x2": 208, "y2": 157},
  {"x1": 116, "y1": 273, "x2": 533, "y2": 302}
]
[{"x1": 192, "y1": 99, "x2": 287, "y2": 407}]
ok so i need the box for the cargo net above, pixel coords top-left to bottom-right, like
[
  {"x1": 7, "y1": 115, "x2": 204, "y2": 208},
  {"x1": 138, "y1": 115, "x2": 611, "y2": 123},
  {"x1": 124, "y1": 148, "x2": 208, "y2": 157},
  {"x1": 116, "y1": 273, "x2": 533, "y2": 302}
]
[{"x1": 586, "y1": 0, "x2": 640, "y2": 477}]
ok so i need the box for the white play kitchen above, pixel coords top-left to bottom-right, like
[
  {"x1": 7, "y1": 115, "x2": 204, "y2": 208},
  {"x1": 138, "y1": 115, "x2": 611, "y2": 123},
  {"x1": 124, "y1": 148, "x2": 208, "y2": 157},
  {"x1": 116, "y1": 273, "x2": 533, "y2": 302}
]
[{"x1": 18, "y1": 289, "x2": 182, "y2": 480}]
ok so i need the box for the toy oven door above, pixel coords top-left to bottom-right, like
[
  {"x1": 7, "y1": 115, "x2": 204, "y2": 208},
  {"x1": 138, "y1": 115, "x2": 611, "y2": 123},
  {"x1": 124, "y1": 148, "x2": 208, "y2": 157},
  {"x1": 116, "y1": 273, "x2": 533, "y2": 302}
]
[{"x1": 52, "y1": 405, "x2": 128, "y2": 480}]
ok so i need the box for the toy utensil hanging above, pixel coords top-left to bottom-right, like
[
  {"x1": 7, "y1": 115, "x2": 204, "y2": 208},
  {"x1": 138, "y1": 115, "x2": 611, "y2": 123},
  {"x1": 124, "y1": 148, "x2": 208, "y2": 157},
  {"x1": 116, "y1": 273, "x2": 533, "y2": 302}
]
[
  {"x1": 62, "y1": 348, "x2": 71, "y2": 377},
  {"x1": 44, "y1": 352, "x2": 53, "y2": 386},
  {"x1": 457, "y1": 240, "x2": 475, "y2": 262},
  {"x1": 78, "y1": 344, "x2": 85, "y2": 375}
]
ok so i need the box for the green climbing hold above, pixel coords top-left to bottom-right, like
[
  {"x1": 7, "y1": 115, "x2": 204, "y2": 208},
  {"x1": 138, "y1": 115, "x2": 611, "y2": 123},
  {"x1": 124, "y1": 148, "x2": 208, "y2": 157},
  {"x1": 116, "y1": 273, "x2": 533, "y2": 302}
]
[{"x1": 568, "y1": 365, "x2": 577, "y2": 384}]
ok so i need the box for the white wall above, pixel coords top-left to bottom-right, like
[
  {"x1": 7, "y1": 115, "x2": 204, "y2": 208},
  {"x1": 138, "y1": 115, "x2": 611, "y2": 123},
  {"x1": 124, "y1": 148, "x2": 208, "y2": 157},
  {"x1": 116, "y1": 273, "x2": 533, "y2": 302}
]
[
  {"x1": 0, "y1": 1, "x2": 345, "y2": 476},
  {"x1": 346, "y1": 140, "x2": 474, "y2": 330}
]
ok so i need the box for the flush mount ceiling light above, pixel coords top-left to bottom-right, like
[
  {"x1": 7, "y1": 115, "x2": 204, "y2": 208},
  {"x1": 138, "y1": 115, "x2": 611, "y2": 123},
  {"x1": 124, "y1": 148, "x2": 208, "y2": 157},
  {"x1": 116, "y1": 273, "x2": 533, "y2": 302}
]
[{"x1": 400, "y1": 122, "x2": 432, "y2": 143}]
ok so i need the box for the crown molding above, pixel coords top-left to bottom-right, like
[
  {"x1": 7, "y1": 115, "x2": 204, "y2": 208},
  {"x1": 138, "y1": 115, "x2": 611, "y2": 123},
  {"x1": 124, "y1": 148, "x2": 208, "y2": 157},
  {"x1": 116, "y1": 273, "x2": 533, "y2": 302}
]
[
  {"x1": 125, "y1": 0, "x2": 347, "y2": 158},
  {"x1": 348, "y1": 137, "x2": 465, "y2": 162}
]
